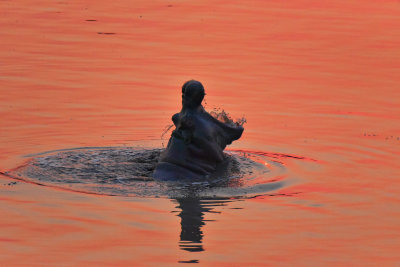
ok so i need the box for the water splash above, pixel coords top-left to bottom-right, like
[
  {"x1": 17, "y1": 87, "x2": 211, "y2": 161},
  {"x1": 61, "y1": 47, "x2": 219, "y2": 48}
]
[{"x1": 209, "y1": 107, "x2": 247, "y2": 127}]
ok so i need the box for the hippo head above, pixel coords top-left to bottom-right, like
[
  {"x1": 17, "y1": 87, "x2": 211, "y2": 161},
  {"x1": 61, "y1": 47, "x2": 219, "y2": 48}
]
[{"x1": 181, "y1": 80, "x2": 205, "y2": 109}]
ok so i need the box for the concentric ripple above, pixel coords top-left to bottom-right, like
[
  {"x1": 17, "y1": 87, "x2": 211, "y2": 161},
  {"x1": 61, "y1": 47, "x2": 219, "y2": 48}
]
[{"x1": 5, "y1": 146, "x2": 312, "y2": 198}]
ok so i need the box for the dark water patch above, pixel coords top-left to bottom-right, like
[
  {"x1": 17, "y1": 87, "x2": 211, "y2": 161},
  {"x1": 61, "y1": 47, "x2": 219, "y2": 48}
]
[
  {"x1": 6, "y1": 181, "x2": 17, "y2": 186},
  {"x1": 363, "y1": 132, "x2": 400, "y2": 141},
  {"x1": 97, "y1": 32, "x2": 116, "y2": 35},
  {"x1": 4, "y1": 147, "x2": 312, "y2": 199},
  {"x1": 178, "y1": 260, "x2": 199, "y2": 263}
]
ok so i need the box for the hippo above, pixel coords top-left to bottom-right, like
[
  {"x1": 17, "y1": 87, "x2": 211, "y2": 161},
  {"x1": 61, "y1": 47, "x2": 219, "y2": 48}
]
[{"x1": 153, "y1": 80, "x2": 244, "y2": 180}]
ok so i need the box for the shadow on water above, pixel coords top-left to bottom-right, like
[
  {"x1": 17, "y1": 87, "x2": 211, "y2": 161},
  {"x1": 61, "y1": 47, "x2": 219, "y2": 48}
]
[
  {"x1": 175, "y1": 197, "x2": 207, "y2": 252},
  {"x1": 173, "y1": 197, "x2": 235, "y2": 264}
]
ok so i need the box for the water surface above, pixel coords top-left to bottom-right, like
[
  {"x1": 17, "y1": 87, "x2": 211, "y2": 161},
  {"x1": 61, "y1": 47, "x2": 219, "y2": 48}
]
[{"x1": 1, "y1": 0, "x2": 400, "y2": 265}]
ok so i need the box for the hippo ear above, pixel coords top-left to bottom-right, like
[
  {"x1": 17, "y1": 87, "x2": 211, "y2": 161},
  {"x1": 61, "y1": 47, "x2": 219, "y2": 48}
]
[{"x1": 172, "y1": 113, "x2": 180, "y2": 126}]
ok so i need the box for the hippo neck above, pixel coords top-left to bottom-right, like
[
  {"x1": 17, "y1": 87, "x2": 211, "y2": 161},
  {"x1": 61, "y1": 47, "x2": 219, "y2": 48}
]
[{"x1": 181, "y1": 105, "x2": 205, "y2": 114}]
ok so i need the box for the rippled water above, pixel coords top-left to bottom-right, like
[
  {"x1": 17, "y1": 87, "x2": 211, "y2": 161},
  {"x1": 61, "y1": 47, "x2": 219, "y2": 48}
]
[
  {"x1": 6, "y1": 146, "x2": 307, "y2": 198},
  {"x1": 1, "y1": 0, "x2": 400, "y2": 265}
]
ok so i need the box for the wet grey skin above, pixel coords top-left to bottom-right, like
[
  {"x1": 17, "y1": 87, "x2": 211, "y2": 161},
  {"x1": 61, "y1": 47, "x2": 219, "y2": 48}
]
[{"x1": 153, "y1": 80, "x2": 244, "y2": 181}]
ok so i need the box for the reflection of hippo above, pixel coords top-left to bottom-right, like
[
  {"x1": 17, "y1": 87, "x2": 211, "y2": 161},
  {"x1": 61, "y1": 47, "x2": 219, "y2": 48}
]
[{"x1": 153, "y1": 80, "x2": 244, "y2": 180}]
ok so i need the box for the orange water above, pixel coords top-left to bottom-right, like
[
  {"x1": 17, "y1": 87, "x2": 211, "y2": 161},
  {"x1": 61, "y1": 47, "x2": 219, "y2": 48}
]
[{"x1": 1, "y1": 0, "x2": 400, "y2": 265}]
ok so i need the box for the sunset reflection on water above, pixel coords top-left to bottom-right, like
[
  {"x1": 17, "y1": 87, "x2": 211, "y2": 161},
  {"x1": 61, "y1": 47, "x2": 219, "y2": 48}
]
[{"x1": 1, "y1": 0, "x2": 400, "y2": 265}]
